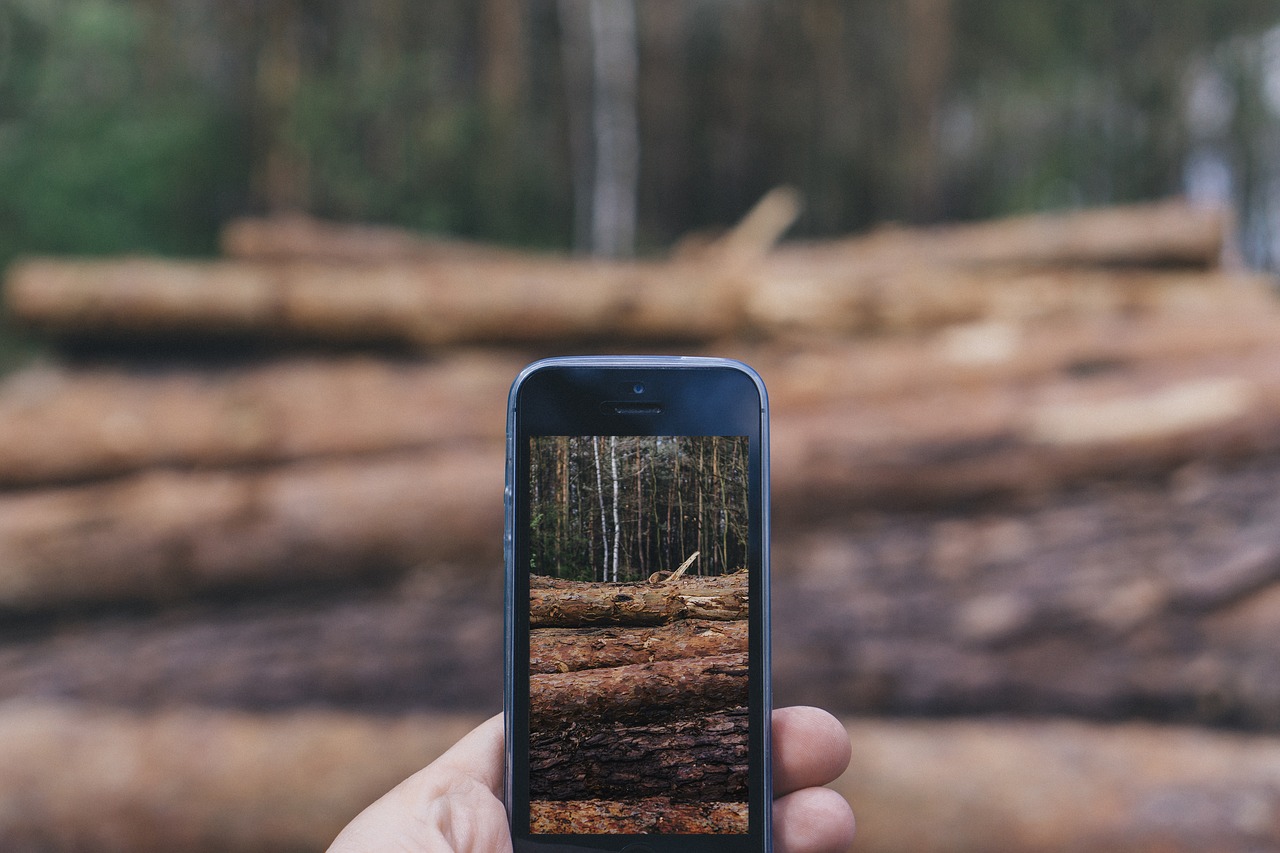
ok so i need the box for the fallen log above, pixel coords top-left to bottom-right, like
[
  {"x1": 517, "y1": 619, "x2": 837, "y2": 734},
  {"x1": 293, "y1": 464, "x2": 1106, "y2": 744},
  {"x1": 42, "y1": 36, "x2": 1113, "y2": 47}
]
[
  {"x1": 0, "y1": 565, "x2": 503, "y2": 712},
  {"x1": 529, "y1": 653, "x2": 747, "y2": 728},
  {"x1": 529, "y1": 799, "x2": 749, "y2": 835},
  {"x1": 783, "y1": 198, "x2": 1233, "y2": 271},
  {"x1": 837, "y1": 718, "x2": 1280, "y2": 853},
  {"x1": 530, "y1": 619, "x2": 748, "y2": 673},
  {"x1": 4, "y1": 256, "x2": 738, "y2": 346},
  {"x1": 0, "y1": 446, "x2": 504, "y2": 609},
  {"x1": 529, "y1": 708, "x2": 748, "y2": 801},
  {"x1": 771, "y1": 450, "x2": 1280, "y2": 728},
  {"x1": 0, "y1": 702, "x2": 481, "y2": 853},
  {"x1": 529, "y1": 573, "x2": 749, "y2": 628},
  {"x1": 0, "y1": 353, "x2": 515, "y2": 487},
  {"x1": 771, "y1": 344, "x2": 1280, "y2": 510}
]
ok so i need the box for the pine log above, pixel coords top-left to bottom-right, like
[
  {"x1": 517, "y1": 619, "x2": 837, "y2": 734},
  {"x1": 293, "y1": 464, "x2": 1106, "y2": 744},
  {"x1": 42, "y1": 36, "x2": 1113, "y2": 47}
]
[
  {"x1": 530, "y1": 619, "x2": 748, "y2": 673},
  {"x1": 530, "y1": 653, "x2": 747, "y2": 728},
  {"x1": 529, "y1": 799, "x2": 749, "y2": 835},
  {"x1": 529, "y1": 708, "x2": 748, "y2": 801},
  {"x1": 0, "y1": 354, "x2": 515, "y2": 487},
  {"x1": 0, "y1": 446, "x2": 504, "y2": 609},
  {"x1": 837, "y1": 718, "x2": 1280, "y2": 853},
  {"x1": 220, "y1": 214, "x2": 524, "y2": 263},
  {"x1": 779, "y1": 199, "x2": 1233, "y2": 271},
  {"x1": 771, "y1": 450, "x2": 1280, "y2": 727},
  {"x1": 0, "y1": 566, "x2": 503, "y2": 712},
  {"x1": 7, "y1": 248, "x2": 1270, "y2": 348},
  {"x1": 4, "y1": 256, "x2": 739, "y2": 346},
  {"x1": 744, "y1": 263, "x2": 1273, "y2": 338},
  {"x1": 771, "y1": 343, "x2": 1280, "y2": 510},
  {"x1": 0, "y1": 703, "x2": 481, "y2": 853},
  {"x1": 529, "y1": 573, "x2": 749, "y2": 628}
]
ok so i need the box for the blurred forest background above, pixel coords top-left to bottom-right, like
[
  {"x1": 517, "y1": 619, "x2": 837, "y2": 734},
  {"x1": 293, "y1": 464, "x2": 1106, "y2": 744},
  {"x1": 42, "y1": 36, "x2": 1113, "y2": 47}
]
[{"x1": 5, "y1": 0, "x2": 1280, "y2": 324}]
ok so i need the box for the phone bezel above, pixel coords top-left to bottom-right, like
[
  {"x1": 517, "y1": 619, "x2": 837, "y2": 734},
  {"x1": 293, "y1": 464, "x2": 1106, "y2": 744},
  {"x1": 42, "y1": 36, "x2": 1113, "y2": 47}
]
[{"x1": 505, "y1": 356, "x2": 772, "y2": 853}]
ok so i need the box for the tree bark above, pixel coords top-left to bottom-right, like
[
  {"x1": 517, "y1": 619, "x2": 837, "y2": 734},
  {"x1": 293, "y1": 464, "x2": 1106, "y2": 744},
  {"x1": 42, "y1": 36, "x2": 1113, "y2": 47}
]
[
  {"x1": 529, "y1": 798, "x2": 748, "y2": 835},
  {"x1": 0, "y1": 446, "x2": 504, "y2": 609},
  {"x1": 529, "y1": 708, "x2": 748, "y2": 801},
  {"x1": 529, "y1": 574, "x2": 749, "y2": 628},
  {"x1": 530, "y1": 619, "x2": 748, "y2": 673},
  {"x1": 0, "y1": 354, "x2": 514, "y2": 487},
  {"x1": 771, "y1": 450, "x2": 1280, "y2": 728},
  {"x1": 530, "y1": 652, "x2": 747, "y2": 728}
]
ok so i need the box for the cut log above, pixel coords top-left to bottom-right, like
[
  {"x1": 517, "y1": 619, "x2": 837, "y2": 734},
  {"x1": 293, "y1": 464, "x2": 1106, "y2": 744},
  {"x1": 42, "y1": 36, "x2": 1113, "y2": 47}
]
[
  {"x1": 771, "y1": 343, "x2": 1280, "y2": 510},
  {"x1": 530, "y1": 653, "x2": 747, "y2": 728},
  {"x1": 0, "y1": 353, "x2": 515, "y2": 487},
  {"x1": 529, "y1": 798, "x2": 749, "y2": 835},
  {"x1": 530, "y1": 619, "x2": 748, "y2": 673},
  {"x1": 771, "y1": 450, "x2": 1280, "y2": 728},
  {"x1": 220, "y1": 213, "x2": 524, "y2": 263},
  {"x1": 529, "y1": 708, "x2": 748, "y2": 801},
  {"x1": 0, "y1": 703, "x2": 481, "y2": 853},
  {"x1": 837, "y1": 718, "x2": 1280, "y2": 853},
  {"x1": 780, "y1": 198, "x2": 1234, "y2": 270},
  {"x1": 0, "y1": 446, "x2": 504, "y2": 609},
  {"x1": 745, "y1": 263, "x2": 1274, "y2": 338},
  {"x1": 529, "y1": 573, "x2": 749, "y2": 627},
  {"x1": 4, "y1": 256, "x2": 739, "y2": 346},
  {"x1": 0, "y1": 566, "x2": 503, "y2": 712}
]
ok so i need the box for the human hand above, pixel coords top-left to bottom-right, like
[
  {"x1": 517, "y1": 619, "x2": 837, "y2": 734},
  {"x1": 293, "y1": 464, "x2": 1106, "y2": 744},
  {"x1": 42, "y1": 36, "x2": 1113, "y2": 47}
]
[{"x1": 328, "y1": 705, "x2": 855, "y2": 853}]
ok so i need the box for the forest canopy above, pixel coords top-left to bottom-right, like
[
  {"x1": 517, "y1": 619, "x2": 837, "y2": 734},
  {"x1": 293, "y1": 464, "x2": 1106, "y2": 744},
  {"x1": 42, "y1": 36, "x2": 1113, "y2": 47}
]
[{"x1": 528, "y1": 435, "x2": 748, "y2": 583}]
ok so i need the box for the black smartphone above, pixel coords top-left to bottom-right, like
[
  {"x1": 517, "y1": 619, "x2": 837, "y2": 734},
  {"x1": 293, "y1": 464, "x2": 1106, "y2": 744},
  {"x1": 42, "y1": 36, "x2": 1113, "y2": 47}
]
[{"x1": 505, "y1": 356, "x2": 771, "y2": 853}]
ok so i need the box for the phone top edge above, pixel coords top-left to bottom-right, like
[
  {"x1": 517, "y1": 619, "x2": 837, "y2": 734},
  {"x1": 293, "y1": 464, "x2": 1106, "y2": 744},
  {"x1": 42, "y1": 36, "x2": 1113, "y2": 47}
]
[{"x1": 508, "y1": 356, "x2": 768, "y2": 414}]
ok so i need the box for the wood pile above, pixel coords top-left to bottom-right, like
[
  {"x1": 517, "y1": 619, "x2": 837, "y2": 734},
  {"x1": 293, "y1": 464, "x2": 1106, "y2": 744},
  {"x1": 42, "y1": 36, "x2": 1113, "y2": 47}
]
[
  {"x1": 3, "y1": 197, "x2": 1280, "y2": 851},
  {"x1": 528, "y1": 573, "x2": 749, "y2": 833}
]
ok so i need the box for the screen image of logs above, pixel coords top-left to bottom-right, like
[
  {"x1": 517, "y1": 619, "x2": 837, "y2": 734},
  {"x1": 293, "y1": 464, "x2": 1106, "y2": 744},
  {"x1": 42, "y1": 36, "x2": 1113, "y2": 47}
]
[{"x1": 526, "y1": 435, "x2": 750, "y2": 834}]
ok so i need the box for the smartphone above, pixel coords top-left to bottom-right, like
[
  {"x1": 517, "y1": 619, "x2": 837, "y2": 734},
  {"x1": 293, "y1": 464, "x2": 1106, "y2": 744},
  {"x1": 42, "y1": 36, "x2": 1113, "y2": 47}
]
[{"x1": 505, "y1": 356, "x2": 771, "y2": 852}]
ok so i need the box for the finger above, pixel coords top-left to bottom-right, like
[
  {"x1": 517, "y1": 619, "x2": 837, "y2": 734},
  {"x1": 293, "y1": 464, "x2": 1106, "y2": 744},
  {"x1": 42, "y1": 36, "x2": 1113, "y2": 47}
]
[
  {"x1": 772, "y1": 706, "x2": 852, "y2": 796},
  {"x1": 773, "y1": 787, "x2": 856, "y2": 853},
  {"x1": 426, "y1": 712, "x2": 505, "y2": 796}
]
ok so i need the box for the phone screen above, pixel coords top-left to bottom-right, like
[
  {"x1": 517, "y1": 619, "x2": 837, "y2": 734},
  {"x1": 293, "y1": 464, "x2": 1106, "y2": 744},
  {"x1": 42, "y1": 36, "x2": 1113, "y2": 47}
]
[{"x1": 507, "y1": 359, "x2": 770, "y2": 853}]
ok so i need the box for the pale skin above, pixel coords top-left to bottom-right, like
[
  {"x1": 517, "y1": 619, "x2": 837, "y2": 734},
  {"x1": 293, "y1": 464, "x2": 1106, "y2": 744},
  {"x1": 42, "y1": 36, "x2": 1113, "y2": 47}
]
[{"x1": 329, "y1": 705, "x2": 856, "y2": 853}]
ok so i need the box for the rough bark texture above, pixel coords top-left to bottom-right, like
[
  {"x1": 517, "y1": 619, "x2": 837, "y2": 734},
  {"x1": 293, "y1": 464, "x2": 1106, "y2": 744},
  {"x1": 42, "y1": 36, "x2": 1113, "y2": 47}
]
[
  {"x1": 529, "y1": 708, "x2": 748, "y2": 801},
  {"x1": 529, "y1": 652, "x2": 747, "y2": 728},
  {"x1": 0, "y1": 354, "x2": 513, "y2": 487},
  {"x1": 530, "y1": 619, "x2": 747, "y2": 673},
  {"x1": 771, "y1": 450, "x2": 1280, "y2": 729},
  {"x1": 0, "y1": 446, "x2": 504, "y2": 609},
  {"x1": 529, "y1": 574, "x2": 749, "y2": 627},
  {"x1": 528, "y1": 798, "x2": 749, "y2": 835}
]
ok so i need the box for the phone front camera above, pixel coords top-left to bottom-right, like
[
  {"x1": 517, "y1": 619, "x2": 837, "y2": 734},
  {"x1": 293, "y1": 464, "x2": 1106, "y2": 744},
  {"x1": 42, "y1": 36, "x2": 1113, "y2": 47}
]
[{"x1": 632, "y1": 382, "x2": 645, "y2": 394}]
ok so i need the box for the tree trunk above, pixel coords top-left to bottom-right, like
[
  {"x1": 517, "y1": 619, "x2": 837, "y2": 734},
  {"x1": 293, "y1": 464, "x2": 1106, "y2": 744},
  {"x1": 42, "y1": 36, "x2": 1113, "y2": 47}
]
[
  {"x1": 530, "y1": 619, "x2": 748, "y2": 673},
  {"x1": 529, "y1": 708, "x2": 747, "y2": 801},
  {"x1": 529, "y1": 574, "x2": 748, "y2": 628},
  {"x1": 0, "y1": 354, "x2": 514, "y2": 488},
  {"x1": 530, "y1": 652, "x2": 747, "y2": 728},
  {"x1": 529, "y1": 798, "x2": 748, "y2": 835},
  {"x1": 0, "y1": 446, "x2": 504, "y2": 609}
]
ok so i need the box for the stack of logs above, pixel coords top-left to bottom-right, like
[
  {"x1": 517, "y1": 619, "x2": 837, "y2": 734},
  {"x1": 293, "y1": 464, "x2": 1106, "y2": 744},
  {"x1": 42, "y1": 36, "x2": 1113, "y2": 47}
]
[
  {"x1": 528, "y1": 572, "x2": 750, "y2": 833},
  {"x1": 3, "y1": 196, "x2": 1280, "y2": 850}
]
